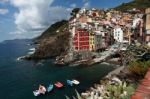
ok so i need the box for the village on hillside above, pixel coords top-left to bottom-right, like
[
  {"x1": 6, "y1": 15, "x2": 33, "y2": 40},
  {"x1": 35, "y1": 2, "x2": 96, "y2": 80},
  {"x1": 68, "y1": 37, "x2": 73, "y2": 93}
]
[
  {"x1": 55, "y1": 7, "x2": 150, "y2": 66},
  {"x1": 64, "y1": 8, "x2": 150, "y2": 99}
]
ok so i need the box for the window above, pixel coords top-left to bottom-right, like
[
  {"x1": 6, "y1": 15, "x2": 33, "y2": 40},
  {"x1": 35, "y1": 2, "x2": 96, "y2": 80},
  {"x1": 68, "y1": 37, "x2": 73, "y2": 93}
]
[
  {"x1": 115, "y1": 32, "x2": 117, "y2": 36},
  {"x1": 75, "y1": 47, "x2": 78, "y2": 50}
]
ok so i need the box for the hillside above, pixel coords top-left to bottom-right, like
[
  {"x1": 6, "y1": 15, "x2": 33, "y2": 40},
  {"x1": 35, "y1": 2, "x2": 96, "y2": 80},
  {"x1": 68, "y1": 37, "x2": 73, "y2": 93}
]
[
  {"x1": 115, "y1": 0, "x2": 150, "y2": 11},
  {"x1": 26, "y1": 0, "x2": 150, "y2": 60},
  {"x1": 35, "y1": 20, "x2": 68, "y2": 41},
  {"x1": 26, "y1": 20, "x2": 70, "y2": 59}
]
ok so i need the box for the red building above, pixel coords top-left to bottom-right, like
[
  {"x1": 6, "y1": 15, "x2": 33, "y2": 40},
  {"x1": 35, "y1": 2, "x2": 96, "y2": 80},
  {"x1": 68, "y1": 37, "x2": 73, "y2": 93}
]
[{"x1": 73, "y1": 29, "x2": 90, "y2": 51}]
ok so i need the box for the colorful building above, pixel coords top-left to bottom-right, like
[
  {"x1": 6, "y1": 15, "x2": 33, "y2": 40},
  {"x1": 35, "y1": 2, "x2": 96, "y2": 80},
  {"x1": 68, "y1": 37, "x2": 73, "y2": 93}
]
[
  {"x1": 69, "y1": 8, "x2": 146, "y2": 52},
  {"x1": 114, "y1": 27, "x2": 123, "y2": 42},
  {"x1": 73, "y1": 29, "x2": 90, "y2": 51},
  {"x1": 94, "y1": 32, "x2": 102, "y2": 51},
  {"x1": 89, "y1": 32, "x2": 95, "y2": 51},
  {"x1": 145, "y1": 8, "x2": 150, "y2": 43}
]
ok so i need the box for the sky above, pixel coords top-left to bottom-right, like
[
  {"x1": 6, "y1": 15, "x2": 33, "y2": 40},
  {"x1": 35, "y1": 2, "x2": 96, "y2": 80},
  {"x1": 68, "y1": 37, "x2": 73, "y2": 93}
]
[{"x1": 0, "y1": 0, "x2": 132, "y2": 42}]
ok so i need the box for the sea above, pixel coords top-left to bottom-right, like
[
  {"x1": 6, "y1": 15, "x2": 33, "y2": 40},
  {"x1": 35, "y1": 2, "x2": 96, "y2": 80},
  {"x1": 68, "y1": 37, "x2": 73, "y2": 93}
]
[{"x1": 0, "y1": 39, "x2": 114, "y2": 99}]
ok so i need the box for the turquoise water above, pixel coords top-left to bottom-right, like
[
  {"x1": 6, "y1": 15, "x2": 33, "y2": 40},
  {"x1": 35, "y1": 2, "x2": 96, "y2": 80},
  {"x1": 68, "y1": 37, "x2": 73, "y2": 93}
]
[{"x1": 0, "y1": 39, "x2": 114, "y2": 99}]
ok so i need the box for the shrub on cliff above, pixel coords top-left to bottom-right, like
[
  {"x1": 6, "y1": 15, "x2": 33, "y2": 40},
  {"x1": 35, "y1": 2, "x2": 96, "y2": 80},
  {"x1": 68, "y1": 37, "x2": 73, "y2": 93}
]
[
  {"x1": 115, "y1": 0, "x2": 150, "y2": 11},
  {"x1": 128, "y1": 61, "x2": 150, "y2": 77},
  {"x1": 36, "y1": 20, "x2": 68, "y2": 40}
]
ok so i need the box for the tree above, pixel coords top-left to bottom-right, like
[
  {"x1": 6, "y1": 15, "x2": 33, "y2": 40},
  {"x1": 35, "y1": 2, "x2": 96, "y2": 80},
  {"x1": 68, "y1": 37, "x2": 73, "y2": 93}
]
[{"x1": 70, "y1": 8, "x2": 81, "y2": 16}]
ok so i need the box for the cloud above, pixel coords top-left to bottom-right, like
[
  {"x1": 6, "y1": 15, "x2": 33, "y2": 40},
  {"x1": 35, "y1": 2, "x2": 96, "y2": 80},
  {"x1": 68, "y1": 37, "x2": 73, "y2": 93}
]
[
  {"x1": 9, "y1": 0, "x2": 71, "y2": 38},
  {"x1": 10, "y1": 0, "x2": 54, "y2": 33},
  {"x1": 0, "y1": 9, "x2": 9, "y2": 15},
  {"x1": 0, "y1": 0, "x2": 8, "y2": 4},
  {"x1": 9, "y1": 31, "x2": 22, "y2": 35}
]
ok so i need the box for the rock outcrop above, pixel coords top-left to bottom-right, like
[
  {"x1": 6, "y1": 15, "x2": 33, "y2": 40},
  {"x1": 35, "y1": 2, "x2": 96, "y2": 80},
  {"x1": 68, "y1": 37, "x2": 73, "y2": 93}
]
[{"x1": 26, "y1": 20, "x2": 70, "y2": 60}]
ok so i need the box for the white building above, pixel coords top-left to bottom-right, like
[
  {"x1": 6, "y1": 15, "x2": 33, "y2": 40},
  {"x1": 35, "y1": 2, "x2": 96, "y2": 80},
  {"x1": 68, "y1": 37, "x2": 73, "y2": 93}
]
[
  {"x1": 114, "y1": 28, "x2": 123, "y2": 42},
  {"x1": 132, "y1": 18, "x2": 141, "y2": 29}
]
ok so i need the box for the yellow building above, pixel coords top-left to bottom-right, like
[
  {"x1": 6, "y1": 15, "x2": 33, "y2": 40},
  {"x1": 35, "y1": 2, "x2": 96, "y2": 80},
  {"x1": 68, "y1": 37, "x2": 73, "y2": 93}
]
[
  {"x1": 145, "y1": 8, "x2": 150, "y2": 43},
  {"x1": 106, "y1": 12, "x2": 112, "y2": 20},
  {"x1": 89, "y1": 32, "x2": 95, "y2": 51}
]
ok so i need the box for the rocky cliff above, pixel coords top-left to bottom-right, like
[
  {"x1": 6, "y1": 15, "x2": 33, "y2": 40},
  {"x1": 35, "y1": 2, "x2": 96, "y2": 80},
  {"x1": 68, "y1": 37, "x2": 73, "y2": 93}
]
[
  {"x1": 26, "y1": 0, "x2": 150, "y2": 60},
  {"x1": 26, "y1": 20, "x2": 70, "y2": 60}
]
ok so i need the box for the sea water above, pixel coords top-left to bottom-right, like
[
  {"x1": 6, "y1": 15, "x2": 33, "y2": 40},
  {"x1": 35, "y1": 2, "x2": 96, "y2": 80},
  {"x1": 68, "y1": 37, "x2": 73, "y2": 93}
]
[{"x1": 0, "y1": 39, "x2": 114, "y2": 99}]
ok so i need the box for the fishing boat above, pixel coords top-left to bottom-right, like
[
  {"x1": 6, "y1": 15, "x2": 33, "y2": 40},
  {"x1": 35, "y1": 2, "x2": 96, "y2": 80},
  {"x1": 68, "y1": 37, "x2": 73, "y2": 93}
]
[
  {"x1": 55, "y1": 82, "x2": 64, "y2": 88},
  {"x1": 72, "y1": 79, "x2": 80, "y2": 85},
  {"x1": 33, "y1": 90, "x2": 40, "y2": 96},
  {"x1": 67, "y1": 80, "x2": 73, "y2": 86},
  {"x1": 38, "y1": 85, "x2": 46, "y2": 94},
  {"x1": 47, "y1": 84, "x2": 54, "y2": 92}
]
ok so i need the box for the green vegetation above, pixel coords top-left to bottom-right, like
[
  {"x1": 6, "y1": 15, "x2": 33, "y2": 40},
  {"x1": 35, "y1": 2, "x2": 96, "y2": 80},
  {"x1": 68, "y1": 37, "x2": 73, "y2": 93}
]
[
  {"x1": 128, "y1": 61, "x2": 150, "y2": 77},
  {"x1": 106, "y1": 82, "x2": 136, "y2": 99},
  {"x1": 37, "y1": 20, "x2": 68, "y2": 40},
  {"x1": 70, "y1": 8, "x2": 81, "y2": 17},
  {"x1": 27, "y1": 20, "x2": 70, "y2": 59},
  {"x1": 115, "y1": 0, "x2": 150, "y2": 11},
  {"x1": 65, "y1": 89, "x2": 82, "y2": 99},
  {"x1": 66, "y1": 83, "x2": 136, "y2": 99}
]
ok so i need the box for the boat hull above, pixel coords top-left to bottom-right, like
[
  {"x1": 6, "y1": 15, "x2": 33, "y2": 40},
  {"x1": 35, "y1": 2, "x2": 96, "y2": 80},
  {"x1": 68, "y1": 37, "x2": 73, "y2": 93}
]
[
  {"x1": 55, "y1": 82, "x2": 64, "y2": 88},
  {"x1": 67, "y1": 80, "x2": 73, "y2": 86},
  {"x1": 47, "y1": 84, "x2": 54, "y2": 92},
  {"x1": 33, "y1": 90, "x2": 40, "y2": 96}
]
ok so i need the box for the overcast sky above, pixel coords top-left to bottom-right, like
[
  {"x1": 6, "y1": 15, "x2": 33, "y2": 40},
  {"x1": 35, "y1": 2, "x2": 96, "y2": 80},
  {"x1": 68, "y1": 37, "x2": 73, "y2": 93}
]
[{"x1": 0, "y1": 0, "x2": 132, "y2": 42}]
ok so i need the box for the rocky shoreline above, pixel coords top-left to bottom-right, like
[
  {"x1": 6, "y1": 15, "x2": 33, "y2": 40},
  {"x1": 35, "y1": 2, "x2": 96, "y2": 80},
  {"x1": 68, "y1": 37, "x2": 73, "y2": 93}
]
[{"x1": 81, "y1": 66, "x2": 138, "y2": 99}]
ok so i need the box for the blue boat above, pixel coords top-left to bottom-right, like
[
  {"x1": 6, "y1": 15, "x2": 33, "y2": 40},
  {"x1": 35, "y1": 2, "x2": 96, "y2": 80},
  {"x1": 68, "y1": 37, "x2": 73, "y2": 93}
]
[
  {"x1": 67, "y1": 80, "x2": 73, "y2": 86},
  {"x1": 47, "y1": 84, "x2": 54, "y2": 92}
]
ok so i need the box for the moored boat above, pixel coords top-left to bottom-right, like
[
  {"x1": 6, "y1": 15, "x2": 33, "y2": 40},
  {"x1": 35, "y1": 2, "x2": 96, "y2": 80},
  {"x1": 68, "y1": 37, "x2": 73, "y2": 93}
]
[
  {"x1": 55, "y1": 82, "x2": 64, "y2": 88},
  {"x1": 47, "y1": 84, "x2": 54, "y2": 92},
  {"x1": 67, "y1": 80, "x2": 73, "y2": 86},
  {"x1": 33, "y1": 90, "x2": 40, "y2": 96},
  {"x1": 38, "y1": 85, "x2": 46, "y2": 94},
  {"x1": 72, "y1": 79, "x2": 80, "y2": 85}
]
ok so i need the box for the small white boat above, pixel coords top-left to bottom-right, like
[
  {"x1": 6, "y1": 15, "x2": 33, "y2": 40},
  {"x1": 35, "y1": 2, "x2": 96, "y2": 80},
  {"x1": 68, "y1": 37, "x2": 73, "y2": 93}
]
[
  {"x1": 72, "y1": 79, "x2": 80, "y2": 85},
  {"x1": 33, "y1": 85, "x2": 46, "y2": 96},
  {"x1": 38, "y1": 85, "x2": 46, "y2": 94},
  {"x1": 33, "y1": 90, "x2": 40, "y2": 96}
]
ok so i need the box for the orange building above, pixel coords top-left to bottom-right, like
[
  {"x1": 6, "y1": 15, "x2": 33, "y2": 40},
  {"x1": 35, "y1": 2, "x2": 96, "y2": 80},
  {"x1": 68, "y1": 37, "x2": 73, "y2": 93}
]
[{"x1": 145, "y1": 8, "x2": 150, "y2": 43}]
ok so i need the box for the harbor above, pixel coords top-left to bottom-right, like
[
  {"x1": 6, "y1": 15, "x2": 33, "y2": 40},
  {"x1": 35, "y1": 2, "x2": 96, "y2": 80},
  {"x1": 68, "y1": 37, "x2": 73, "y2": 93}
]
[
  {"x1": 0, "y1": 39, "x2": 116, "y2": 99},
  {"x1": 55, "y1": 43, "x2": 124, "y2": 66},
  {"x1": 33, "y1": 79, "x2": 80, "y2": 96},
  {"x1": 0, "y1": 0, "x2": 150, "y2": 98}
]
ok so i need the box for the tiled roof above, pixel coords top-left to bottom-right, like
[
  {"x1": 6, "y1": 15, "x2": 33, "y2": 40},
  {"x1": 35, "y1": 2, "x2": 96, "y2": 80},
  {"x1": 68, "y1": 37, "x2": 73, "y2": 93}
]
[{"x1": 131, "y1": 68, "x2": 150, "y2": 99}]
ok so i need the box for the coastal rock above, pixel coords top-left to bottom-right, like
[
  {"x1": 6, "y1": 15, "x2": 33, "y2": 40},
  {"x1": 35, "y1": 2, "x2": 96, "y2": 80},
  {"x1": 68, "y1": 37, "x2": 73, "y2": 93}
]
[{"x1": 26, "y1": 20, "x2": 70, "y2": 60}]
